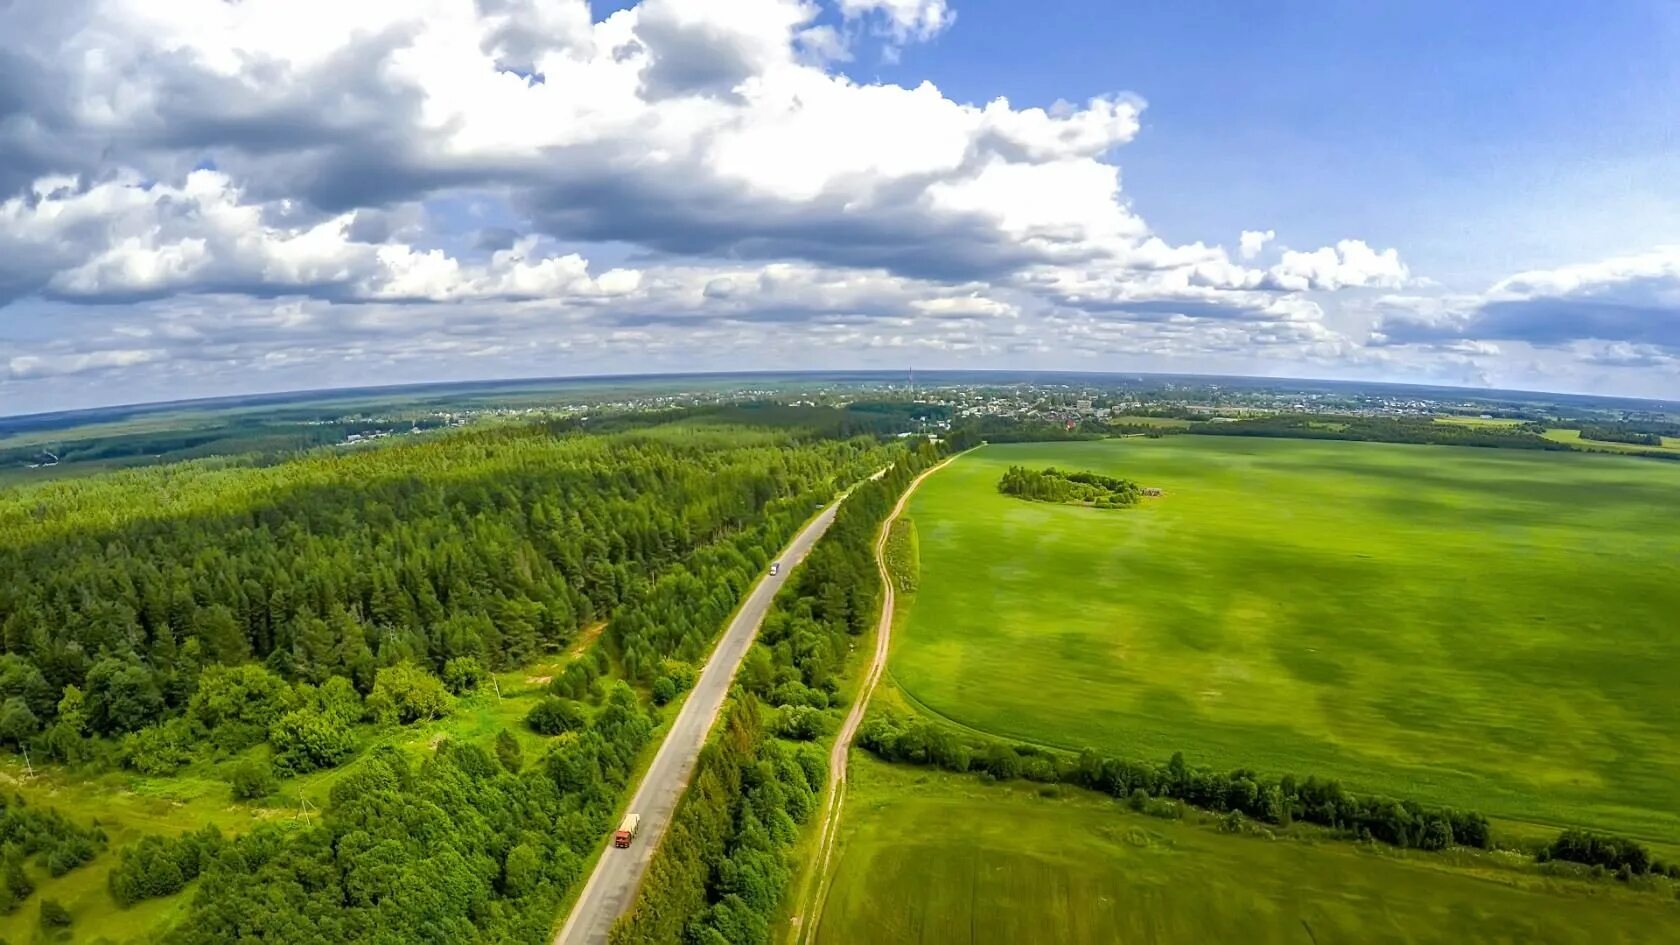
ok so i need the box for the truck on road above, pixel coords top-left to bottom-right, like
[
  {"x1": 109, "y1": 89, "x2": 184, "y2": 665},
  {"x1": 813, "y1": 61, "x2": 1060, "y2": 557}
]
[{"x1": 612, "y1": 813, "x2": 641, "y2": 849}]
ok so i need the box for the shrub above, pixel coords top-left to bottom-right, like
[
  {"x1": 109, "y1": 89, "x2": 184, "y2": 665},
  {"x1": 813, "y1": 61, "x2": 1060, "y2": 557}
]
[
  {"x1": 269, "y1": 708, "x2": 356, "y2": 774},
  {"x1": 367, "y1": 663, "x2": 454, "y2": 724},
  {"x1": 526, "y1": 698, "x2": 586, "y2": 736},
  {"x1": 38, "y1": 897, "x2": 70, "y2": 929},
  {"x1": 442, "y1": 657, "x2": 487, "y2": 695},
  {"x1": 121, "y1": 718, "x2": 196, "y2": 776},
  {"x1": 775, "y1": 706, "x2": 825, "y2": 741},
  {"x1": 229, "y1": 759, "x2": 279, "y2": 801}
]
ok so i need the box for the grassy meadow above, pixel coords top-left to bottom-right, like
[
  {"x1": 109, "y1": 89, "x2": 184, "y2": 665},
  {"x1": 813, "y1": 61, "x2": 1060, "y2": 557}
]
[
  {"x1": 890, "y1": 437, "x2": 1680, "y2": 842},
  {"x1": 812, "y1": 758, "x2": 1680, "y2": 945}
]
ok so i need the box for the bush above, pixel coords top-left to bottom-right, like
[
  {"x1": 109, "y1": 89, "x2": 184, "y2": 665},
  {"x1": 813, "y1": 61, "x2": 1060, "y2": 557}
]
[
  {"x1": 269, "y1": 707, "x2": 356, "y2": 774},
  {"x1": 650, "y1": 677, "x2": 677, "y2": 706},
  {"x1": 526, "y1": 697, "x2": 586, "y2": 736},
  {"x1": 229, "y1": 759, "x2": 279, "y2": 801},
  {"x1": 38, "y1": 897, "x2": 70, "y2": 929},
  {"x1": 775, "y1": 705, "x2": 825, "y2": 741},
  {"x1": 121, "y1": 718, "x2": 196, "y2": 776},
  {"x1": 367, "y1": 663, "x2": 454, "y2": 724},
  {"x1": 442, "y1": 657, "x2": 487, "y2": 695}
]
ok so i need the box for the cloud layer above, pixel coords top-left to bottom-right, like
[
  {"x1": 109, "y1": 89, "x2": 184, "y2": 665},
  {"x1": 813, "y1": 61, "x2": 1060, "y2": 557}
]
[{"x1": 0, "y1": 0, "x2": 1673, "y2": 410}]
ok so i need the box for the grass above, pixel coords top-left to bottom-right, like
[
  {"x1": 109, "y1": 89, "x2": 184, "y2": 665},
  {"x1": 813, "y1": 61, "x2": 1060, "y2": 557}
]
[
  {"x1": 0, "y1": 631, "x2": 604, "y2": 943},
  {"x1": 812, "y1": 757, "x2": 1680, "y2": 945},
  {"x1": 890, "y1": 437, "x2": 1680, "y2": 843}
]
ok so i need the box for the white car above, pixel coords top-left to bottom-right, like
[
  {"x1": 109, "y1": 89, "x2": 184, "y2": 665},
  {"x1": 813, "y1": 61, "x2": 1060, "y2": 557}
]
[{"x1": 769, "y1": 562, "x2": 781, "y2": 576}]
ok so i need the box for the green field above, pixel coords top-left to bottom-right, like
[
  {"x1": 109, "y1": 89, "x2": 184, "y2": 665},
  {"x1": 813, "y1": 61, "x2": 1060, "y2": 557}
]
[
  {"x1": 1542, "y1": 428, "x2": 1680, "y2": 454},
  {"x1": 890, "y1": 438, "x2": 1680, "y2": 841},
  {"x1": 814, "y1": 758, "x2": 1680, "y2": 945}
]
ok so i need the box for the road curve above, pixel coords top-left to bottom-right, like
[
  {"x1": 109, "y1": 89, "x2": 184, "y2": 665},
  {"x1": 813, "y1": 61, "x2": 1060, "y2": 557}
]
[
  {"x1": 553, "y1": 493, "x2": 847, "y2": 945},
  {"x1": 793, "y1": 451, "x2": 968, "y2": 945}
]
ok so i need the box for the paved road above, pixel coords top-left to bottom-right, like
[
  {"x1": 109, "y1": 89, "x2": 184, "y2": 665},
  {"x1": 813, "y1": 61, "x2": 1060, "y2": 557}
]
[
  {"x1": 792, "y1": 451, "x2": 968, "y2": 945},
  {"x1": 553, "y1": 494, "x2": 847, "y2": 945}
]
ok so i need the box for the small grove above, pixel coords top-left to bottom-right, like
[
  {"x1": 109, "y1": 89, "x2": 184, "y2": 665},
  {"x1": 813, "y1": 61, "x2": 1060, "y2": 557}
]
[
  {"x1": 858, "y1": 711, "x2": 1679, "y2": 882},
  {"x1": 997, "y1": 465, "x2": 1142, "y2": 508}
]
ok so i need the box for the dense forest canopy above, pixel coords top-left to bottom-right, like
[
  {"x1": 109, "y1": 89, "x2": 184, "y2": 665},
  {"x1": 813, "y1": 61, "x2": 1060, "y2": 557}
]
[{"x1": 0, "y1": 415, "x2": 920, "y2": 937}]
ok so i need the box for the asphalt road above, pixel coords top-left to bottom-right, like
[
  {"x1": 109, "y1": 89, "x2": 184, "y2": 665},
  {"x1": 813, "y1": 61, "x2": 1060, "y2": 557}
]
[{"x1": 552, "y1": 495, "x2": 846, "y2": 945}]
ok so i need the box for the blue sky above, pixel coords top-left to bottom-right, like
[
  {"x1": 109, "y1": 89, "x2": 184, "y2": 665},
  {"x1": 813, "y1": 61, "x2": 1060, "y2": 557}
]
[
  {"x1": 1, "y1": 0, "x2": 1678, "y2": 413},
  {"x1": 863, "y1": 0, "x2": 1680, "y2": 283}
]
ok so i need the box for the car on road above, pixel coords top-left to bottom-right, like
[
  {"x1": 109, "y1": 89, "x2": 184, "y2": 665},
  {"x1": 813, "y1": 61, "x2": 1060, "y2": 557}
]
[{"x1": 769, "y1": 562, "x2": 780, "y2": 576}]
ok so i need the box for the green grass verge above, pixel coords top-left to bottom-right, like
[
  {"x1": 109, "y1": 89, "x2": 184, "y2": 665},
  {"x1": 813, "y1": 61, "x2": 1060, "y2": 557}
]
[
  {"x1": 891, "y1": 437, "x2": 1680, "y2": 842},
  {"x1": 813, "y1": 756, "x2": 1680, "y2": 945}
]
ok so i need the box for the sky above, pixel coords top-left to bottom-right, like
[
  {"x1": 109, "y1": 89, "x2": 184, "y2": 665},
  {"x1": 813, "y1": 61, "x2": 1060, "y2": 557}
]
[{"x1": 1, "y1": 0, "x2": 1677, "y2": 415}]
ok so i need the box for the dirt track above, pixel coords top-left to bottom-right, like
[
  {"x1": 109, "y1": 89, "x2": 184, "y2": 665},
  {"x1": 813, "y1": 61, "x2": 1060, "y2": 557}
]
[{"x1": 791, "y1": 450, "x2": 969, "y2": 945}]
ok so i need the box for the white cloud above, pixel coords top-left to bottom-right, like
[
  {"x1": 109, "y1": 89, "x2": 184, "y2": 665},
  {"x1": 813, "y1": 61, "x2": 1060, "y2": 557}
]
[
  {"x1": 836, "y1": 0, "x2": 955, "y2": 43},
  {"x1": 1238, "y1": 229, "x2": 1274, "y2": 260},
  {"x1": 0, "y1": 0, "x2": 1522, "y2": 410},
  {"x1": 1268, "y1": 239, "x2": 1409, "y2": 291}
]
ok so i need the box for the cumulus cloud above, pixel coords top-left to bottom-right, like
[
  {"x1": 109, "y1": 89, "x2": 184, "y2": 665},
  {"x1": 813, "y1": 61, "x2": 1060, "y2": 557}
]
[
  {"x1": 1267, "y1": 240, "x2": 1409, "y2": 292},
  {"x1": 1238, "y1": 229, "x2": 1274, "y2": 260},
  {"x1": 1375, "y1": 247, "x2": 1680, "y2": 353},
  {"x1": 0, "y1": 172, "x2": 640, "y2": 304},
  {"x1": 0, "y1": 0, "x2": 1481, "y2": 411}
]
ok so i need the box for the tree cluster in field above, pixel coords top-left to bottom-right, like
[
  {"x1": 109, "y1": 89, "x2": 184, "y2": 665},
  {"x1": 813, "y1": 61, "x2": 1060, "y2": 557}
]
[
  {"x1": 858, "y1": 714, "x2": 1491, "y2": 853},
  {"x1": 154, "y1": 681, "x2": 653, "y2": 944},
  {"x1": 740, "y1": 442, "x2": 945, "y2": 729},
  {"x1": 610, "y1": 693, "x2": 824, "y2": 945},
  {"x1": 0, "y1": 796, "x2": 105, "y2": 914},
  {"x1": 0, "y1": 424, "x2": 887, "y2": 762},
  {"x1": 1540, "y1": 828, "x2": 1679, "y2": 880},
  {"x1": 997, "y1": 466, "x2": 1143, "y2": 508}
]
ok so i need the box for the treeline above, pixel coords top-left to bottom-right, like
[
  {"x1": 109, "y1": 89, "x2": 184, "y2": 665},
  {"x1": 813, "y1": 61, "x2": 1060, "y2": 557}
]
[
  {"x1": 1572, "y1": 425, "x2": 1666, "y2": 446},
  {"x1": 610, "y1": 694, "x2": 822, "y2": 945},
  {"x1": 742, "y1": 440, "x2": 944, "y2": 721},
  {"x1": 1186, "y1": 415, "x2": 1571, "y2": 451},
  {"x1": 153, "y1": 682, "x2": 654, "y2": 943},
  {"x1": 0, "y1": 424, "x2": 889, "y2": 758},
  {"x1": 947, "y1": 418, "x2": 1100, "y2": 449},
  {"x1": 997, "y1": 466, "x2": 1142, "y2": 508},
  {"x1": 859, "y1": 713, "x2": 1491, "y2": 852}
]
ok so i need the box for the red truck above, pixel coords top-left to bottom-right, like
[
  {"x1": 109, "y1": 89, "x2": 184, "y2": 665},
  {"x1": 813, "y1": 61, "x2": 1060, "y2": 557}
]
[{"x1": 612, "y1": 812, "x2": 641, "y2": 849}]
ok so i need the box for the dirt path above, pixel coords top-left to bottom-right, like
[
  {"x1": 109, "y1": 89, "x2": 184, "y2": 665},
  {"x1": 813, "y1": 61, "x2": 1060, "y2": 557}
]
[{"x1": 791, "y1": 450, "x2": 969, "y2": 945}]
